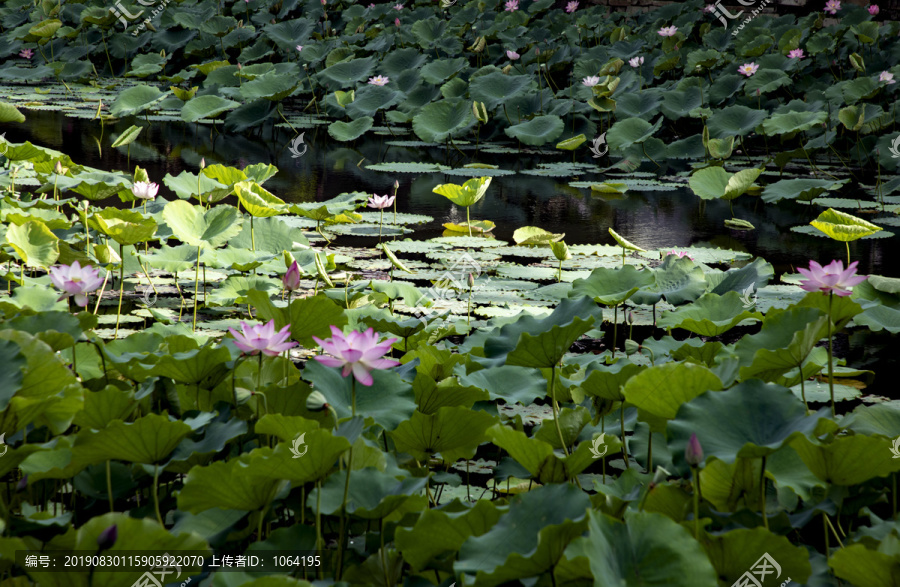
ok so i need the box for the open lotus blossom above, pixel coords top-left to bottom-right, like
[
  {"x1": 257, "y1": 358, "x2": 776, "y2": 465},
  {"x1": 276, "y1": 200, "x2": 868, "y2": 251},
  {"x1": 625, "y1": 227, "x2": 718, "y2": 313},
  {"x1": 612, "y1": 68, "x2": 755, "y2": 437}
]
[
  {"x1": 506, "y1": 50, "x2": 520, "y2": 60},
  {"x1": 668, "y1": 249, "x2": 694, "y2": 261},
  {"x1": 228, "y1": 320, "x2": 298, "y2": 356},
  {"x1": 658, "y1": 26, "x2": 677, "y2": 36},
  {"x1": 368, "y1": 75, "x2": 389, "y2": 86},
  {"x1": 313, "y1": 326, "x2": 400, "y2": 386},
  {"x1": 296, "y1": 45, "x2": 303, "y2": 52},
  {"x1": 788, "y1": 48, "x2": 805, "y2": 59},
  {"x1": 565, "y1": 1, "x2": 579, "y2": 12},
  {"x1": 738, "y1": 62, "x2": 759, "y2": 76},
  {"x1": 19, "y1": 49, "x2": 33, "y2": 59},
  {"x1": 131, "y1": 181, "x2": 159, "y2": 200},
  {"x1": 283, "y1": 261, "x2": 301, "y2": 292},
  {"x1": 868, "y1": 4, "x2": 879, "y2": 14},
  {"x1": 879, "y1": 71, "x2": 895, "y2": 84},
  {"x1": 798, "y1": 260, "x2": 866, "y2": 297},
  {"x1": 824, "y1": 0, "x2": 840, "y2": 14},
  {"x1": 582, "y1": 75, "x2": 601, "y2": 86},
  {"x1": 49, "y1": 261, "x2": 105, "y2": 307},
  {"x1": 628, "y1": 56, "x2": 644, "y2": 67},
  {"x1": 393, "y1": 3, "x2": 403, "y2": 9},
  {"x1": 505, "y1": 0, "x2": 519, "y2": 10},
  {"x1": 685, "y1": 433, "x2": 704, "y2": 466},
  {"x1": 367, "y1": 194, "x2": 395, "y2": 209}
]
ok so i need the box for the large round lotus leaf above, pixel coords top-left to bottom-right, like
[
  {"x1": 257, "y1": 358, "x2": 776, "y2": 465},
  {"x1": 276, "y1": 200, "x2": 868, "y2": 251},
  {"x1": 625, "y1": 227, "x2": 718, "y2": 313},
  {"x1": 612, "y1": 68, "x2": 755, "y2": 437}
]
[
  {"x1": 72, "y1": 413, "x2": 193, "y2": 465},
  {"x1": 5, "y1": 220, "x2": 59, "y2": 268},
  {"x1": 455, "y1": 365, "x2": 548, "y2": 405},
  {"x1": 617, "y1": 91, "x2": 663, "y2": 120},
  {"x1": 829, "y1": 544, "x2": 900, "y2": 587},
  {"x1": 162, "y1": 170, "x2": 231, "y2": 203},
  {"x1": 181, "y1": 95, "x2": 241, "y2": 122},
  {"x1": 606, "y1": 117, "x2": 663, "y2": 150},
  {"x1": 761, "y1": 178, "x2": 848, "y2": 203},
  {"x1": 579, "y1": 359, "x2": 645, "y2": 402},
  {"x1": 570, "y1": 265, "x2": 655, "y2": 306},
  {"x1": 689, "y1": 166, "x2": 760, "y2": 201},
  {"x1": 657, "y1": 291, "x2": 763, "y2": 336},
  {"x1": 660, "y1": 86, "x2": 702, "y2": 120},
  {"x1": 512, "y1": 226, "x2": 564, "y2": 245},
  {"x1": 310, "y1": 466, "x2": 427, "y2": 519},
  {"x1": 365, "y1": 162, "x2": 451, "y2": 173},
  {"x1": 317, "y1": 56, "x2": 376, "y2": 88},
  {"x1": 239, "y1": 73, "x2": 298, "y2": 101},
  {"x1": 704, "y1": 527, "x2": 813, "y2": 585},
  {"x1": 707, "y1": 105, "x2": 768, "y2": 138},
  {"x1": 109, "y1": 85, "x2": 167, "y2": 117},
  {"x1": 504, "y1": 115, "x2": 565, "y2": 147},
  {"x1": 810, "y1": 208, "x2": 882, "y2": 242},
  {"x1": 90, "y1": 208, "x2": 157, "y2": 246},
  {"x1": 761, "y1": 110, "x2": 828, "y2": 135},
  {"x1": 177, "y1": 449, "x2": 287, "y2": 513},
  {"x1": 380, "y1": 47, "x2": 428, "y2": 77},
  {"x1": 146, "y1": 342, "x2": 234, "y2": 383},
  {"x1": 667, "y1": 379, "x2": 820, "y2": 467},
  {"x1": 851, "y1": 280, "x2": 900, "y2": 333},
  {"x1": 390, "y1": 406, "x2": 497, "y2": 462},
  {"x1": 327, "y1": 116, "x2": 374, "y2": 142},
  {"x1": 233, "y1": 181, "x2": 286, "y2": 217},
  {"x1": 412, "y1": 99, "x2": 475, "y2": 143},
  {"x1": 562, "y1": 509, "x2": 719, "y2": 587},
  {"x1": 0, "y1": 102, "x2": 26, "y2": 124},
  {"x1": 252, "y1": 431, "x2": 351, "y2": 485},
  {"x1": 840, "y1": 402, "x2": 900, "y2": 437},
  {"x1": 707, "y1": 258, "x2": 775, "y2": 296},
  {"x1": 469, "y1": 71, "x2": 534, "y2": 110},
  {"x1": 162, "y1": 200, "x2": 243, "y2": 249},
  {"x1": 420, "y1": 57, "x2": 467, "y2": 85},
  {"x1": 790, "y1": 433, "x2": 900, "y2": 486},
  {"x1": 263, "y1": 18, "x2": 315, "y2": 51},
  {"x1": 623, "y1": 362, "x2": 722, "y2": 429},
  {"x1": 631, "y1": 256, "x2": 707, "y2": 306},
  {"x1": 345, "y1": 86, "x2": 402, "y2": 119}
]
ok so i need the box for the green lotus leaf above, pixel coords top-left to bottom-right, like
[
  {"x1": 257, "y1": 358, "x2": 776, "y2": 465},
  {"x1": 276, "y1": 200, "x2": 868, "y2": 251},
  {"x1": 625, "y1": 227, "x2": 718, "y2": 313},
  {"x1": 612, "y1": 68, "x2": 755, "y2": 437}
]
[
  {"x1": 147, "y1": 341, "x2": 234, "y2": 384},
  {"x1": 412, "y1": 375, "x2": 489, "y2": 415},
  {"x1": 791, "y1": 433, "x2": 900, "y2": 486},
  {"x1": 206, "y1": 246, "x2": 274, "y2": 272},
  {"x1": 327, "y1": 116, "x2": 374, "y2": 142},
  {"x1": 658, "y1": 291, "x2": 762, "y2": 336},
  {"x1": 239, "y1": 73, "x2": 299, "y2": 101},
  {"x1": 579, "y1": 359, "x2": 646, "y2": 402},
  {"x1": 420, "y1": 57, "x2": 467, "y2": 84},
  {"x1": 762, "y1": 110, "x2": 828, "y2": 136},
  {"x1": 72, "y1": 414, "x2": 193, "y2": 466},
  {"x1": 591, "y1": 182, "x2": 628, "y2": 194},
  {"x1": 512, "y1": 226, "x2": 565, "y2": 245},
  {"x1": 829, "y1": 544, "x2": 900, "y2": 587},
  {"x1": 181, "y1": 95, "x2": 241, "y2": 122},
  {"x1": 110, "y1": 125, "x2": 143, "y2": 149},
  {"x1": 668, "y1": 380, "x2": 821, "y2": 466},
  {"x1": 810, "y1": 208, "x2": 882, "y2": 242},
  {"x1": 442, "y1": 220, "x2": 496, "y2": 234},
  {"x1": 433, "y1": 176, "x2": 491, "y2": 208},
  {"x1": 689, "y1": 166, "x2": 760, "y2": 201},
  {"x1": 139, "y1": 244, "x2": 199, "y2": 273},
  {"x1": 0, "y1": 102, "x2": 26, "y2": 124},
  {"x1": 706, "y1": 257, "x2": 775, "y2": 296},
  {"x1": 609, "y1": 227, "x2": 646, "y2": 252},
  {"x1": 707, "y1": 105, "x2": 768, "y2": 138},
  {"x1": 254, "y1": 431, "x2": 352, "y2": 485},
  {"x1": 469, "y1": 72, "x2": 534, "y2": 110},
  {"x1": 5, "y1": 220, "x2": 59, "y2": 268},
  {"x1": 562, "y1": 509, "x2": 718, "y2": 587},
  {"x1": 177, "y1": 449, "x2": 287, "y2": 513},
  {"x1": 233, "y1": 181, "x2": 286, "y2": 218},
  {"x1": 851, "y1": 279, "x2": 900, "y2": 333},
  {"x1": 395, "y1": 500, "x2": 502, "y2": 571},
  {"x1": 631, "y1": 255, "x2": 707, "y2": 306},
  {"x1": 556, "y1": 134, "x2": 586, "y2": 151},
  {"x1": 1, "y1": 310, "x2": 89, "y2": 352},
  {"x1": 623, "y1": 362, "x2": 722, "y2": 430},
  {"x1": 162, "y1": 170, "x2": 232, "y2": 203},
  {"x1": 72, "y1": 385, "x2": 138, "y2": 430},
  {"x1": 504, "y1": 115, "x2": 565, "y2": 147},
  {"x1": 743, "y1": 69, "x2": 791, "y2": 96},
  {"x1": 263, "y1": 18, "x2": 315, "y2": 51},
  {"x1": 317, "y1": 56, "x2": 377, "y2": 88},
  {"x1": 289, "y1": 192, "x2": 368, "y2": 221},
  {"x1": 0, "y1": 339, "x2": 25, "y2": 412},
  {"x1": 550, "y1": 240, "x2": 572, "y2": 261},
  {"x1": 390, "y1": 406, "x2": 497, "y2": 462},
  {"x1": 378, "y1": 242, "x2": 414, "y2": 274},
  {"x1": 455, "y1": 483, "x2": 590, "y2": 586},
  {"x1": 486, "y1": 423, "x2": 596, "y2": 484},
  {"x1": 570, "y1": 265, "x2": 655, "y2": 306},
  {"x1": 734, "y1": 306, "x2": 828, "y2": 385},
  {"x1": 606, "y1": 117, "x2": 663, "y2": 151},
  {"x1": 345, "y1": 86, "x2": 401, "y2": 119},
  {"x1": 840, "y1": 402, "x2": 900, "y2": 437},
  {"x1": 54, "y1": 171, "x2": 130, "y2": 201},
  {"x1": 761, "y1": 178, "x2": 849, "y2": 203},
  {"x1": 90, "y1": 208, "x2": 157, "y2": 246},
  {"x1": 704, "y1": 527, "x2": 813, "y2": 585},
  {"x1": 162, "y1": 200, "x2": 243, "y2": 249},
  {"x1": 707, "y1": 136, "x2": 734, "y2": 159},
  {"x1": 412, "y1": 99, "x2": 475, "y2": 143},
  {"x1": 127, "y1": 54, "x2": 166, "y2": 78},
  {"x1": 660, "y1": 86, "x2": 702, "y2": 120},
  {"x1": 454, "y1": 366, "x2": 548, "y2": 405},
  {"x1": 616, "y1": 91, "x2": 662, "y2": 119},
  {"x1": 310, "y1": 466, "x2": 427, "y2": 520},
  {"x1": 109, "y1": 85, "x2": 167, "y2": 117}
]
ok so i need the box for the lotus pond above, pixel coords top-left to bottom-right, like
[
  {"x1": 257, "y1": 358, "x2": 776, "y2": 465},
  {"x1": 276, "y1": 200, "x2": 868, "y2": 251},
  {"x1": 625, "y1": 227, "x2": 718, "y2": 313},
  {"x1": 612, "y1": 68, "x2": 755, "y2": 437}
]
[{"x1": 2, "y1": 0, "x2": 900, "y2": 586}]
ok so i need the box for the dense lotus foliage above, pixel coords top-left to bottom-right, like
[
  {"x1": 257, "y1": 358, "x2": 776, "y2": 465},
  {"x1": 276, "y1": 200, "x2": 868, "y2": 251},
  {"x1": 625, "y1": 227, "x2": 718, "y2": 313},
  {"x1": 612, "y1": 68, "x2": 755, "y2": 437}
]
[{"x1": 1, "y1": 0, "x2": 900, "y2": 586}]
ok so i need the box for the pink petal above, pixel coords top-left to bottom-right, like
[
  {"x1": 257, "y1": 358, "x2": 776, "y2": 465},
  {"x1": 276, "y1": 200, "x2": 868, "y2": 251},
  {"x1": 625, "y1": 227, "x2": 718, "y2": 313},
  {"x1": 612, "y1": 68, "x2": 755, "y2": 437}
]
[
  {"x1": 352, "y1": 362, "x2": 374, "y2": 386},
  {"x1": 315, "y1": 355, "x2": 346, "y2": 368}
]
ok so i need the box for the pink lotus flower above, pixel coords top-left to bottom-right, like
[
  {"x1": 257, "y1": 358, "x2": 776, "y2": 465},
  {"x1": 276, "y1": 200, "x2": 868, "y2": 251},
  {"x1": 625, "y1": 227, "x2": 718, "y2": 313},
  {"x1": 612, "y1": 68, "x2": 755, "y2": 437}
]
[
  {"x1": 296, "y1": 45, "x2": 303, "y2": 52},
  {"x1": 628, "y1": 56, "x2": 644, "y2": 67},
  {"x1": 798, "y1": 259, "x2": 866, "y2": 297},
  {"x1": 313, "y1": 326, "x2": 400, "y2": 386},
  {"x1": 879, "y1": 71, "x2": 895, "y2": 84},
  {"x1": 367, "y1": 194, "x2": 395, "y2": 209},
  {"x1": 667, "y1": 250, "x2": 694, "y2": 261},
  {"x1": 738, "y1": 62, "x2": 759, "y2": 76},
  {"x1": 685, "y1": 433, "x2": 704, "y2": 466},
  {"x1": 703, "y1": 4, "x2": 715, "y2": 12},
  {"x1": 228, "y1": 320, "x2": 298, "y2": 356},
  {"x1": 565, "y1": 0, "x2": 579, "y2": 12},
  {"x1": 283, "y1": 261, "x2": 301, "y2": 292},
  {"x1": 19, "y1": 49, "x2": 33, "y2": 59},
  {"x1": 131, "y1": 181, "x2": 159, "y2": 200},
  {"x1": 868, "y1": 4, "x2": 879, "y2": 14},
  {"x1": 582, "y1": 75, "x2": 600, "y2": 86},
  {"x1": 505, "y1": 0, "x2": 519, "y2": 11},
  {"x1": 658, "y1": 26, "x2": 677, "y2": 37},
  {"x1": 506, "y1": 50, "x2": 520, "y2": 60},
  {"x1": 49, "y1": 261, "x2": 105, "y2": 307},
  {"x1": 788, "y1": 48, "x2": 805, "y2": 59},
  {"x1": 393, "y1": 3, "x2": 403, "y2": 9},
  {"x1": 824, "y1": 0, "x2": 840, "y2": 14},
  {"x1": 395, "y1": 17, "x2": 401, "y2": 27},
  {"x1": 368, "y1": 75, "x2": 390, "y2": 86}
]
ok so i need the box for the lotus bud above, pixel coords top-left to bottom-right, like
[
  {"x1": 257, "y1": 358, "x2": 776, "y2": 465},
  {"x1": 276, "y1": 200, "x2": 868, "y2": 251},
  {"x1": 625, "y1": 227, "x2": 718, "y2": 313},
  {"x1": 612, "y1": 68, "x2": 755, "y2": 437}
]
[
  {"x1": 97, "y1": 524, "x2": 118, "y2": 550},
  {"x1": 54, "y1": 160, "x2": 63, "y2": 174},
  {"x1": 685, "y1": 433, "x2": 704, "y2": 466},
  {"x1": 16, "y1": 475, "x2": 28, "y2": 491},
  {"x1": 395, "y1": 17, "x2": 401, "y2": 27},
  {"x1": 624, "y1": 339, "x2": 640, "y2": 355},
  {"x1": 200, "y1": 157, "x2": 206, "y2": 169},
  {"x1": 467, "y1": 273, "x2": 475, "y2": 288},
  {"x1": 283, "y1": 261, "x2": 301, "y2": 292},
  {"x1": 160, "y1": 50, "x2": 165, "y2": 58},
  {"x1": 652, "y1": 466, "x2": 671, "y2": 484},
  {"x1": 306, "y1": 390, "x2": 329, "y2": 411},
  {"x1": 473, "y1": 101, "x2": 488, "y2": 123},
  {"x1": 502, "y1": 64, "x2": 513, "y2": 74},
  {"x1": 237, "y1": 63, "x2": 242, "y2": 70},
  {"x1": 394, "y1": 179, "x2": 399, "y2": 189},
  {"x1": 627, "y1": 311, "x2": 634, "y2": 325}
]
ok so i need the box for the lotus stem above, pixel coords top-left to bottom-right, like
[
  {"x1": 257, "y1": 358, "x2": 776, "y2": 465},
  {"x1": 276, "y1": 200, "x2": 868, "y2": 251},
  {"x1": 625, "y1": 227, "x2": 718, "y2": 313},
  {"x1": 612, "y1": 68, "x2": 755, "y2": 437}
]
[
  {"x1": 251, "y1": 215, "x2": 255, "y2": 251},
  {"x1": 466, "y1": 206, "x2": 472, "y2": 237},
  {"x1": 845, "y1": 242, "x2": 850, "y2": 266},
  {"x1": 467, "y1": 283, "x2": 473, "y2": 325},
  {"x1": 106, "y1": 460, "x2": 114, "y2": 513},
  {"x1": 799, "y1": 359, "x2": 809, "y2": 415},
  {"x1": 827, "y1": 292, "x2": 835, "y2": 417},
  {"x1": 192, "y1": 245, "x2": 201, "y2": 331},
  {"x1": 620, "y1": 404, "x2": 629, "y2": 469},
  {"x1": 760, "y1": 455, "x2": 768, "y2": 530},
  {"x1": 152, "y1": 464, "x2": 163, "y2": 526},
  {"x1": 612, "y1": 304, "x2": 618, "y2": 358},
  {"x1": 692, "y1": 465, "x2": 701, "y2": 539},
  {"x1": 378, "y1": 208, "x2": 384, "y2": 241},
  {"x1": 114, "y1": 243, "x2": 125, "y2": 338},
  {"x1": 549, "y1": 365, "x2": 569, "y2": 457},
  {"x1": 337, "y1": 379, "x2": 357, "y2": 580},
  {"x1": 93, "y1": 269, "x2": 110, "y2": 315}
]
